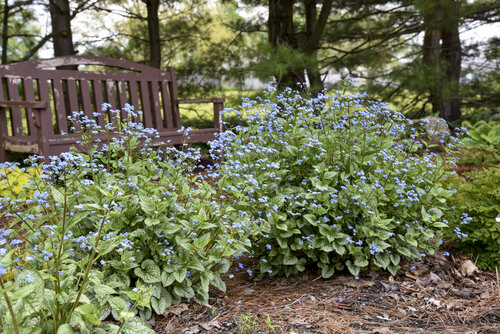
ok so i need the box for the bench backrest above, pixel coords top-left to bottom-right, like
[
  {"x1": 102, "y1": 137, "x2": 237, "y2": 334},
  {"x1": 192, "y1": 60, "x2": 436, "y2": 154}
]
[{"x1": 0, "y1": 56, "x2": 182, "y2": 140}]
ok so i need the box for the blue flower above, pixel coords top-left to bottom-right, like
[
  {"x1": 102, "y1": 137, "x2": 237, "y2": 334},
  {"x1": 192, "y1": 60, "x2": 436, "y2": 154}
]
[{"x1": 25, "y1": 274, "x2": 35, "y2": 283}]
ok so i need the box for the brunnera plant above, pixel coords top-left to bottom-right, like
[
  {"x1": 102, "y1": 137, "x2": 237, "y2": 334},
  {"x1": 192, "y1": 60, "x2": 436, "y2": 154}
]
[
  {"x1": 0, "y1": 104, "x2": 257, "y2": 333},
  {"x1": 212, "y1": 82, "x2": 466, "y2": 278}
]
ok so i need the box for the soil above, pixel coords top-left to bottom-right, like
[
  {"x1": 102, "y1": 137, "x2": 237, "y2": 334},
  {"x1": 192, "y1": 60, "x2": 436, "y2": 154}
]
[{"x1": 152, "y1": 253, "x2": 500, "y2": 334}]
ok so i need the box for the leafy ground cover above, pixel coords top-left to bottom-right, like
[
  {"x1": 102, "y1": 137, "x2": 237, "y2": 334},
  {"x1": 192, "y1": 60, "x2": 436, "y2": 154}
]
[{"x1": 0, "y1": 85, "x2": 499, "y2": 333}]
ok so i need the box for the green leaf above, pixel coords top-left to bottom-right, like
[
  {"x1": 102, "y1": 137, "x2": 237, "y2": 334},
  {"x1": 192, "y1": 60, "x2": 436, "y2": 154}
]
[
  {"x1": 286, "y1": 145, "x2": 298, "y2": 156},
  {"x1": 354, "y1": 257, "x2": 369, "y2": 268},
  {"x1": 375, "y1": 253, "x2": 391, "y2": 269},
  {"x1": 276, "y1": 223, "x2": 288, "y2": 231},
  {"x1": 390, "y1": 254, "x2": 401, "y2": 266},
  {"x1": 303, "y1": 214, "x2": 317, "y2": 225},
  {"x1": 74, "y1": 304, "x2": 100, "y2": 325},
  {"x1": 109, "y1": 296, "x2": 128, "y2": 321},
  {"x1": 397, "y1": 247, "x2": 413, "y2": 259},
  {"x1": 433, "y1": 221, "x2": 449, "y2": 228},
  {"x1": 94, "y1": 285, "x2": 117, "y2": 296},
  {"x1": 332, "y1": 243, "x2": 346, "y2": 255},
  {"x1": 144, "y1": 218, "x2": 160, "y2": 226},
  {"x1": 324, "y1": 171, "x2": 338, "y2": 180},
  {"x1": 97, "y1": 236, "x2": 123, "y2": 255},
  {"x1": 283, "y1": 254, "x2": 298, "y2": 265},
  {"x1": 57, "y1": 324, "x2": 77, "y2": 334},
  {"x1": 173, "y1": 268, "x2": 188, "y2": 283},
  {"x1": 107, "y1": 271, "x2": 130, "y2": 289},
  {"x1": 13, "y1": 270, "x2": 44, "y2": 320},
  {"x1": 121, "y1": 317, "x2": 155, "y2": 334},
  {"x1": 387, "y1": 264, "x2": 399, "y2": 277},
  {"x1": 134, "y1": 260, "x2": 161, "y2": 283},
  {"x1": 151, "y1": 289, "x2": 172, "y2": 315},
  {"x1": 210, "y1": 275, "x2": 226, "y2": 293},
  {"x1": 321, "y1": 266, "x2": 335, "y2": 279},
  {"x1": 173, "y1": 285, "x2": 195, "y2": 299},
  {"x1": 161, "y1": 271, "x2": 175, "y2": 287},
  {"x1": 346, "y1": 260, "x2": 360, "y2": 276},
  {"x1": 51, "y1": 188, "x2": 65, "y2": 204},
  {"x1": 421, "y1": 207, "x2": 432, "y2": 222},
  {"x1": 428, "y1": 207, "x2": 443, "y2": 219}
]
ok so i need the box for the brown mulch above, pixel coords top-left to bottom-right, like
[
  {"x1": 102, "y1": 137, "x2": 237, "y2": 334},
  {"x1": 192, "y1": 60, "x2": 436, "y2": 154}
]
[{"x1": 152, "y1": 253, "x2": 500, "y2": 334}]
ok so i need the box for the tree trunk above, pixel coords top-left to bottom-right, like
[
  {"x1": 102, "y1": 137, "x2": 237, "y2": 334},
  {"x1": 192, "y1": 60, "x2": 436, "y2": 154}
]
[
  {"x1": 422, "y1": 5, "x2": 442, "y2": 114},
  {"x1": 2, "y1": 0, "x2": 9, "y2": 64},
  {"x1": 268, "y1": 0, "x2": 303, "y2": 90},
  {"x1": 49, "y1": 0, "x2": 75, "y2": 57},
  {"x1": 302, "y1": 0, "x2": 333, "y2": 94},
  {"x1": 439, "y1": 7, "x2": 461, "y2": 123},
  {"x1": 144, "y1": 0, "x2": 161, "y2": 68}
]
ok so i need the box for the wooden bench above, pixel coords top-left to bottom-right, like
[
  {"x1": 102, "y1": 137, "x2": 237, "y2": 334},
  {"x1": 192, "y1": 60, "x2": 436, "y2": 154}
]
[{"x1": 0, "y1": 55, "x2": 224, "y2": 162}]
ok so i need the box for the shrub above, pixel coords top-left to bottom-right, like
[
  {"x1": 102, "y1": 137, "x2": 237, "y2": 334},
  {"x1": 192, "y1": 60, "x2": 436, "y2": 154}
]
[
  {"x1": 444, "y1": 166, "x2": 500, "y2": 270},
  {"x1": 460, "y1": 120, "x2": 500, "y2": 167},
  {"x1": 212, "y1": 83, "x2": 464, "y2": 278},
  {"x1": 0, "y1": 166, "x2": 38, "y2": 197},
  {"x1": 0, "y1": 104, "x2": 256, "y2": 332}
]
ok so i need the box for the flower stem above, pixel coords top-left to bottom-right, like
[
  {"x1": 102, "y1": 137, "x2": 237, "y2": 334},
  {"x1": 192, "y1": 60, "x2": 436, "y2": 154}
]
[{"x1": 0, "y1": 277, "x2": 19, "y2": 334}]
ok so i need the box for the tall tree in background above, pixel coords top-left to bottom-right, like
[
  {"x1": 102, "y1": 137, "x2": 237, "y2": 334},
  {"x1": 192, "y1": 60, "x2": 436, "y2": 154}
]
[
  {"x1": 1, "y1": 0, "x2": 39, "y2": 64},
  {"x1": 49, "y1": 0, "x2": 75, "y2": 57},
  {"x1": 142, "y1": 0, "x2": 160, "y2": 68},
  {"x1": 264, "y1": 0, "x2": 333, "y2": 91}
]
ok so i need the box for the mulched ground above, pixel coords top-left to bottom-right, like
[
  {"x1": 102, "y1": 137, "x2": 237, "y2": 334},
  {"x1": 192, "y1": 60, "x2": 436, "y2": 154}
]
[{"x1": 152, "y1": 253, "x2": 500, "y2": 334}]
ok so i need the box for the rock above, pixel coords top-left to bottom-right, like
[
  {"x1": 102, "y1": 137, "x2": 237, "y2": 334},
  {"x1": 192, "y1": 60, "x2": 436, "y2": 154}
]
[{"x1": 413, "y1": 116, "x2": 451, "y2": 143}]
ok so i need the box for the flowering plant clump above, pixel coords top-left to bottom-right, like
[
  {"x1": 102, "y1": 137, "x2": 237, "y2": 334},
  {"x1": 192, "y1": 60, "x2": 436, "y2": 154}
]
[
  {"x1": 212, "y1": 82, "x2": 465, "y2": 278},
  {"x1": 0, "y1": 104, "x2": 257, "y2": 332}
]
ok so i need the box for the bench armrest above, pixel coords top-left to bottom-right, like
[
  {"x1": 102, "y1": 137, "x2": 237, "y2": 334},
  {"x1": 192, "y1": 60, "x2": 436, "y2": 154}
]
[{"x1": 0, "y1": 100, "x2": 48, "y2": 109}]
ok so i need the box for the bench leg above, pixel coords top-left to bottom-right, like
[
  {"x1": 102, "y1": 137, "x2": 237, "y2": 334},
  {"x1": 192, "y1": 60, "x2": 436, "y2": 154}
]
[{"x1": 0, "y1": 140, "x2": 9, "y2": 163}]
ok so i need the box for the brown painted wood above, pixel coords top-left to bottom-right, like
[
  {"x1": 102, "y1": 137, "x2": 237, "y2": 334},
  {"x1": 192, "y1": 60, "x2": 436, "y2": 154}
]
[
  {"x1": 160, "y1": 80, "x2": 174, "y2": 129},
  {"x1": 0, "y1": 55, "x2": 223, "y2": 162},
  {"x1": 150, "y1": 80, "x2": 162, "y2": 129},
  {"x1": 139, "y1": 80, "x2": 153, "y2": 128},
  {"x1": 105, "y1": 80, "x2": 119, "y2": 127},
  {"x1": 117, "y1": 80, "x2": 128, "y2": 120},
  {"x1": 128, "y1": 80, "x2": 140, "y2": 123},
  {"x1": 79, "y1": 79, "x2": 93, "y2": 119},
  {"x1": 0, "y1": 78, "x2": 9, "y2": 161},
  {"x1": 52, "y1": 78, "x2": 68, "y2": 134},
  {"x1": 92, "y1": 80, "x2": 106, "y2": 127},
  {"x1": 6, "y1": 77, "x2": 23, "y2": 136},
  {"x1": 167, "y1": 67, "x2": 181, "y2": 128},
  {"x1": 67, "y1": 78, "x2": 81, "y2": 131},
  {"x1": 21, "y1": 78, "x2": 38, "y2": 137},
  {"x1": 0, "y1": 100, "x2": 48, "y2": 108}
]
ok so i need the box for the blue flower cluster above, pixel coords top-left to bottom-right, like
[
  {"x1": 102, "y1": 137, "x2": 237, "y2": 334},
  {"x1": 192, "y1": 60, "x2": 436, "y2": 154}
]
[{"x1": 212, "y1": 85, "x2": 465, "y2": 277}]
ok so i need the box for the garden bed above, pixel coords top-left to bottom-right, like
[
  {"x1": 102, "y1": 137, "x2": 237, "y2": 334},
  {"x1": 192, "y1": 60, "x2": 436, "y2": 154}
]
[{"x1": 154, "y1": 254, "x2": 500, "y2": 333}]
